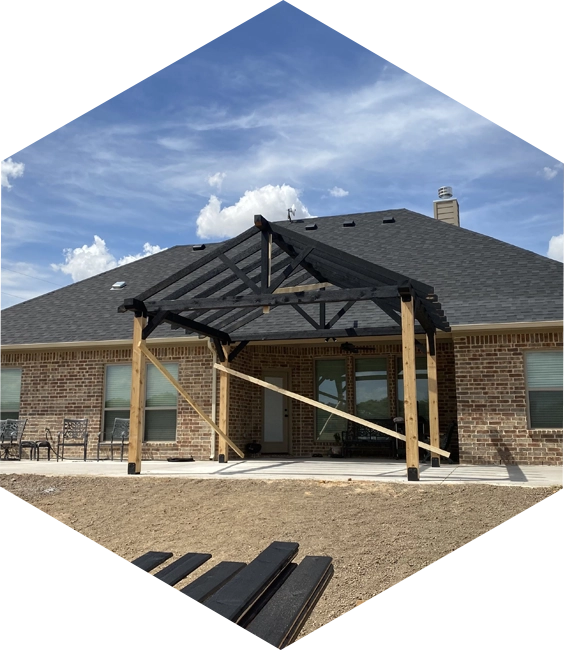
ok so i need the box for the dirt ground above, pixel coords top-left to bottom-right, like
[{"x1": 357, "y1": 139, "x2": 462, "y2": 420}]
[{"x1": 2, "y1": 475, "x2": 560, "y2": 639}]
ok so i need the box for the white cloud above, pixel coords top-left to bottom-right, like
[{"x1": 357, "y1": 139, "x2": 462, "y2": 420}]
[
  {"x1": 118, "y1": 243, "x2": 164, "y2": 265},
  {"x1": 51, "y1": 236, "x2": 165, "y2": 282},
  {"x1": 208, "y1": 172, "x2": 226, "y2": 190},
  {"x1": 542, "y1": 167, "x2": 558, "y2": 180},
  {"x1": 547, "y1": 234, "x2": 564, "y2": 262},
  {"x1": 1, "y1": 157, "x2": 25, "y2": 188},
  {"x1": 196, "y1": 184, "x2": 313, "y2": 239},
  {"x1": 329, "y1": 186, "x2": 349, "y2": 197}
]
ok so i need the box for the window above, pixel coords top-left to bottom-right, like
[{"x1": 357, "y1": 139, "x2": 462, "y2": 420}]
[
  {"x1": 103, "y1": 365, "x2": 132, "y2": 439},
  {"x1": 103, "y1": 363, "x2": 179, "y2": 441},
  {"x1": 397, "y1": 357, "x2": 429, "y2": 423},
  {"x1": 525, "y1": 351, "x2": 563, "y2": 429},
  {"x1": 355, "y1": 358, "x2": 389, "y2": 419},
  {"x1": 145, "y1": 363, "x2": 178, "y2": 441},
  {"x1": 315, "y1": 359, "x2": 347, "y2": 441},
  {"x1": 1, "y1": 368, "x2": 22, "y2": 419}
]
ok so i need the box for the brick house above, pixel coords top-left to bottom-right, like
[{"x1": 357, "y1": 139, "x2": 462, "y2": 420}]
[{"x1": 1, "y1": 203, "x2": 562, "y2": 467}]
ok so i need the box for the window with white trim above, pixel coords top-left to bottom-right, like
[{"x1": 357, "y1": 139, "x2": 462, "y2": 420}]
[
  {"x1": 103, "y1": 363, "x2": 179, "y2": 441},
  {"x1": 1, "y1": 368, "x2": 22, "y2": 420},
  {"x1": 525, "y1": 351, "x2": 563, "y2": 429}
]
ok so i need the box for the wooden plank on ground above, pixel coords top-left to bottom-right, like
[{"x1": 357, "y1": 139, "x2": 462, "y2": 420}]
[
  {"x1": 204, "y1": 541, "x2": 299, "y2": 622},
  {"x1": 131, "y1": 551, "x2": 173, "y2": 572},
  {"x1": 180, "y1": 562, "x2": 247, "y2": 603},
  {"x1": 214, "y1": 364, "x2": 449, "y2": 458},
  {"x1": 140, "y1": 344, "x2": 245, "y2": 459},
  {"x1": 245, "y1": 556, "x2": 333, "y2": 648},
  {"x1": 154, "y1": 552, "x2": 212, "y2": 587}
]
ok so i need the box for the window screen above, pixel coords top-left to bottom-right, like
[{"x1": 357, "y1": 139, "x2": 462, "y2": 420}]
[
  {"x1": 525, "y1": 351, "x2": 563, "y2": 428},
  {"x1": 1, "y1": 368, "x2": 22, "y2": 420},
  {"x1": 103, "y1": 363, "x2": 179, "y2": 441}
]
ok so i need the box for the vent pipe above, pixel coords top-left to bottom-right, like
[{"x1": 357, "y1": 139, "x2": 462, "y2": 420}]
[{"x1": 433, "y1": 186, "x2": 460, "y2": 226}]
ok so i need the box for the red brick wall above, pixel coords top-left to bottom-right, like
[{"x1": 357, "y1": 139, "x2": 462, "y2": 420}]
[
  {"x1": 453, "y1": 331, "x2": 563, "y2": 465},
  {"x1": 1, "y1": 345, "x2": 215, "y2": 461}
]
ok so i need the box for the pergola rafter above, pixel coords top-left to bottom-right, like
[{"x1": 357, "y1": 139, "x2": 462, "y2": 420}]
[{"x1": 120, "y1": 214, "x2": 451, "y2": 480}]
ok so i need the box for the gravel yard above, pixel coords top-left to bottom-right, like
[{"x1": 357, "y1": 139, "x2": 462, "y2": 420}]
[{"x1": 1, "y1": 474, "x2": 560, "y2": 639}]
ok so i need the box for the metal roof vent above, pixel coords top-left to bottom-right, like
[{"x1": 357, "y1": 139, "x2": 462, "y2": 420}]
[
  {"x1": 382, "y1": 217, "x2": 395, "y2": 224},
  {"x1": 110, "y1": 281, "x2": 127, "y2": 291},
  {"x1": 438, "y1": 186, "x2": 453, "y2": 199},
  {"x1": 192, "y1": 244, "x2": 206, "y2": 251},
  {"x1": 305, "y1": 223, "x2": 318, "y2": 231},
  {"x1": 342, "y1": 220, "x2": 355, "y2": 228}
]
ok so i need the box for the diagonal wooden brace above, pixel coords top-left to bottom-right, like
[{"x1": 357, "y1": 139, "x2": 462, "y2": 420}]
[{"x1": 214, "y1": 364, "x2": 450, "y2": 458}]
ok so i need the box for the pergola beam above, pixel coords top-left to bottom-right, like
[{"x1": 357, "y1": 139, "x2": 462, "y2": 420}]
[{"x1": 144, "y1": 286, "x2": 400, "y2": 313}]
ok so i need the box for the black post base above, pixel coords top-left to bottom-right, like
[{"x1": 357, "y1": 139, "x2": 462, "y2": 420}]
[
  {"x1": 218, "y1": 454, "x2": 226, "y2": 464},
  {"x1": 407, "y1": 467, "x2": 420, "y2": 481},
  {"x1": 127, "y1": 462, "x2": 140, "y2": 475},
  {"x1": 431, "y1": 458, "x2": 440, "y2": 468}
]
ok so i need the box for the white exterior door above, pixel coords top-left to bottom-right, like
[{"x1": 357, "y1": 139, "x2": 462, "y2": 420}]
[{"x1": 262, "y1": 370, "x2": 290, "y2": 453}]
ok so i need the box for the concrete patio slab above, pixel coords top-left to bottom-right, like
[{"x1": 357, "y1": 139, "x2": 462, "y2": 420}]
[{"x1": 0, "y1": 458, "x2": 562, "y2": 486}]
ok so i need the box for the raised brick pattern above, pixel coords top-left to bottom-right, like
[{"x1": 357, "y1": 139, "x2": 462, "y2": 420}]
[{"x1": 453, "y1": 331, "x2": 563, "y2": 465}]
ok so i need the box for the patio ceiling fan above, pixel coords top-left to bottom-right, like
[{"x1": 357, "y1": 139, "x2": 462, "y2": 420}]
[{"x1": 340, "y1": 342, "x2": 377, "y2": 354}]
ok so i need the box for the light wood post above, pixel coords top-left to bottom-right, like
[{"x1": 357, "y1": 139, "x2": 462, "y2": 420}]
[
  {"x1": 427, "y1": 331, "x2": 440, "y2": 467},
  {"x1": 401, "y1": 295, "x2": 419, "y2": 481},
  {"x1": 128, "y1": 316, "x2": 146, "y2": 474},
  {"x1": 218, "y1": 357, "x2": 230, "y2": 463}
]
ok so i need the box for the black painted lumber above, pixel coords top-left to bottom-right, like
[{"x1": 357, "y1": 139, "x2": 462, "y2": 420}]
[
  {"x1": 204, "y1": 541, "x2": 299, "y2": 622},
  {"x1": 246, "y1": 556, "x2": 333, "y2": 648},
  {"x1": 237, "y1": 563, "x2": 298, "y2": 629},
  {"x1": 180, "y1": 561, "x2": 247, "y2": 603},
  {"x1": 131, "y1": 551, "x2": 173, "y2": 572},
  {"x1": 154, "y1": 552, "x2": 212, "y2": 587}
]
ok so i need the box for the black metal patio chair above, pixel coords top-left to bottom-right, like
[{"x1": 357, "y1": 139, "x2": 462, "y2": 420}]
[
  {"x1": 0, "y1": 418, "x2": 34, "y2": 460},
  {"x1": 97, "y1": 417, "x2": 130, "y2": 461},
  {"x1": 54, "y1": 418, "x2": 89, "y2": 461}
]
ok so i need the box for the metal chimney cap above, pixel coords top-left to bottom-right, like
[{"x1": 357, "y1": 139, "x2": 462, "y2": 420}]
[{"x1": 438, "y1": 186, "x2": 453, "y2": 199}]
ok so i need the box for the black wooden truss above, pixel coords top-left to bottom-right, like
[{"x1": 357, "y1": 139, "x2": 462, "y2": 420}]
[{"x1": 120, "y1": 215, "x2": 450, "y2": 359}]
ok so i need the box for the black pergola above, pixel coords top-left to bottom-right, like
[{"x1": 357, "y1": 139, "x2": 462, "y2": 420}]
[
  {"x1": 120, "y1": 215, "x2": 449, "y2": 354},
  {"x1": 120, "y1": 215, "x2": 451, "y2": 480}
]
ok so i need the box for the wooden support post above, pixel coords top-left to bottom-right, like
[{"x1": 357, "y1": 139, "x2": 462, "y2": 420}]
[
  {"x1": 218, "y1": 358, "x2": 230, "y2": 462},
  {"x1": 128, "y1": 315, "x2": 146, "y2": 475},
  {"x1": 218, "y1": 344, "x2": 232, "y2": 462},
  {"x1": 427, "y1": 330, "x2": 440, "y2": 467},
  {"x1": 139, "y1": 343, "x2": 244, "y2": 459},
  {"x1": 401, "y1": 295, "x2": 419, "y2": 481}
]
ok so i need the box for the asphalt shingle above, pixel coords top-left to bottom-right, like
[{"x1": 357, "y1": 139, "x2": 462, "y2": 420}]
[{"x1": 2, "y1": 209, "x2": 562, "y2": 345}]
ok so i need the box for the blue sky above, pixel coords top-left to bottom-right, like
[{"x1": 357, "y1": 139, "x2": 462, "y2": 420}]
[{"x1": 1, "y1": 1, "x2": 563, "y2": 308}]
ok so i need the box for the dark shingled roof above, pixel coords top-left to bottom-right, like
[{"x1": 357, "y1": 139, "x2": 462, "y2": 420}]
[{"x1": 2, "y1": 209, "x2": 562, "y2": 345}]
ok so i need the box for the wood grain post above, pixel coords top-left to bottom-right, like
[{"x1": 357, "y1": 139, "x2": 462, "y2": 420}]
[
  {"x1": 401, "y1": 295, "x2": 419, "y2": 481},
  {"x1": 427, "y1": 330, "x2": 440, "y2": 467},
  {"x1": 218, "y1": 358, "x2": 230, "y2": 463},
  {"x1": 128, "y1": 315, "x2": 146, "y2": 474}
]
